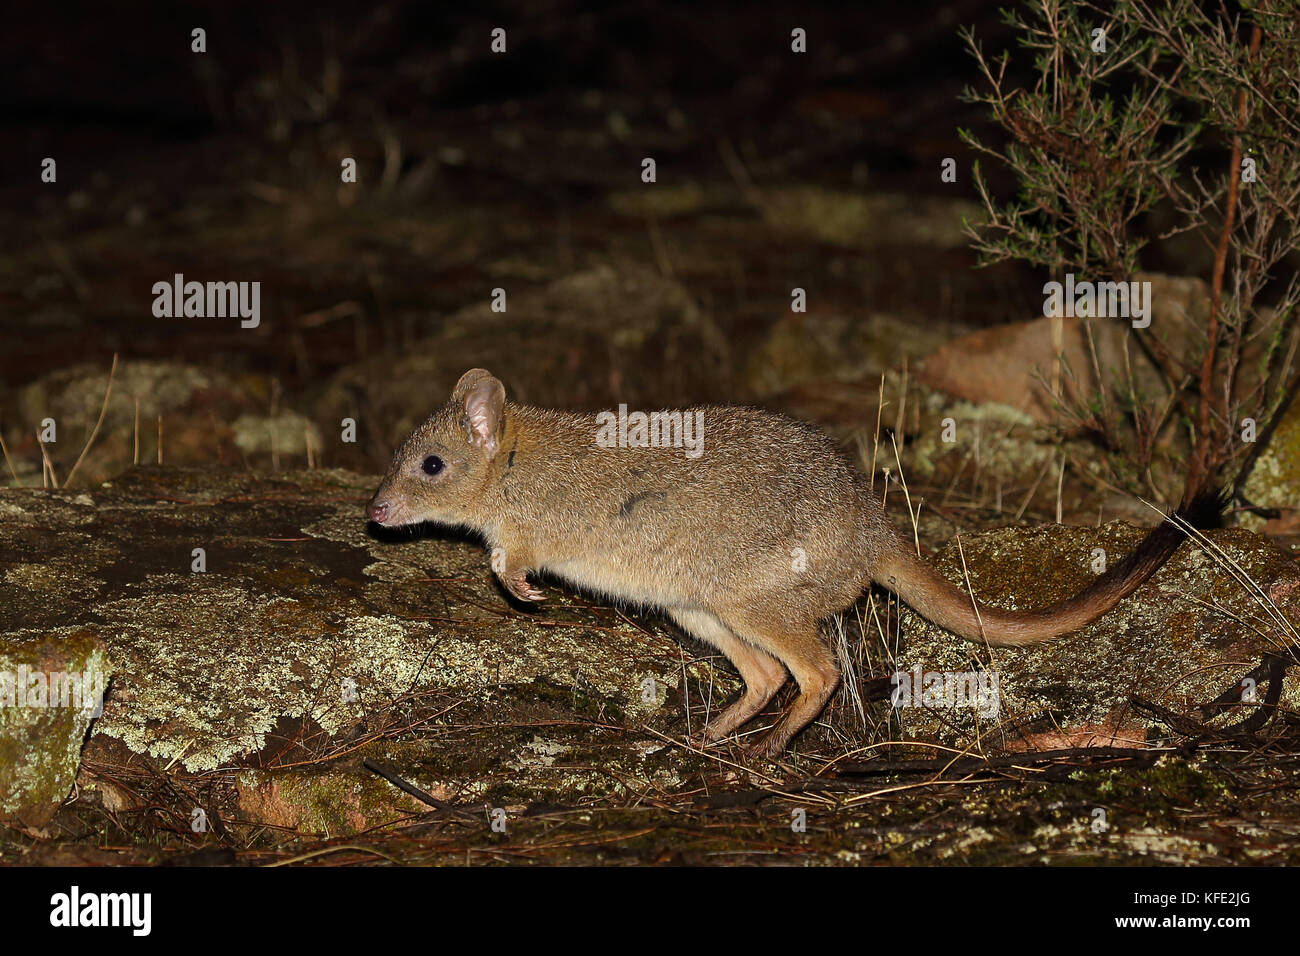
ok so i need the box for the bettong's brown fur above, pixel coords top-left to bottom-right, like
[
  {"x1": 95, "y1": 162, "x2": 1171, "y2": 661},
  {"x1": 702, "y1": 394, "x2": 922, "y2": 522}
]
[{"x1": 368, "y1": 368, "x2": 1211, "y2": 758}]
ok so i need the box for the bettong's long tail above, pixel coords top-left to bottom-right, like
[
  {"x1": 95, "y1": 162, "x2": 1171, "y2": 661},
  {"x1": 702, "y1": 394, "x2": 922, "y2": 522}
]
[{"x1": 873, "y1": 489, "x2": 1224, "y2": 647}]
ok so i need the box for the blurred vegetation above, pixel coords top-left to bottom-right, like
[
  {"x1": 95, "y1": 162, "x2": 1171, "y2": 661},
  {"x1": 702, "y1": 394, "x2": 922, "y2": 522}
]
[{"x1": 960, "y1": 0, "x2": 1300, "y2": 508}]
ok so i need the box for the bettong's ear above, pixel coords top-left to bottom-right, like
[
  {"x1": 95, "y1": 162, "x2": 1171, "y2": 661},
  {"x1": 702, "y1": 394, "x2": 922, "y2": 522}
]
[{"x1": 452, "y1": 369, "x2": 506, "y2": 454}]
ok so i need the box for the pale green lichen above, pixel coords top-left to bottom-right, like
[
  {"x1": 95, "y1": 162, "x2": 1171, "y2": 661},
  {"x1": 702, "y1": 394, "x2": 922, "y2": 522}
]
[
  {"x1": 760, "y1": 187, "x2": 981, "y2": 249},
  {"x1": 1243, "y1": 400, "x2": 1300, "y2": 515},
  {"x1": 0, "y1": 629, "x2": 112, "y2": 819},
  {"x1": 232, "y1": 412, "x2": 321, "y2": 457}
]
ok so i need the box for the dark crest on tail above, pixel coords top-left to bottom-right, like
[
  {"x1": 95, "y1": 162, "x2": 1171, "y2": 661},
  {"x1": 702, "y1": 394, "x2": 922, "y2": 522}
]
[{"x1": 1097, "y1": 486, "x2": 1227, "y2": 595}]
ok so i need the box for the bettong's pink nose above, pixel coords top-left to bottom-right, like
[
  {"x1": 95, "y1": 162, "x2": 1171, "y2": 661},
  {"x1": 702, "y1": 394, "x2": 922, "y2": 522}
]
[{"x1": 367, "y1": 501, "x2": 389, "y2": 523}]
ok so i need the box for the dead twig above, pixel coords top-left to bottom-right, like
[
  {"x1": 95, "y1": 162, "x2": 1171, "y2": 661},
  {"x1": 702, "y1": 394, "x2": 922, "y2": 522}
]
[
  {"x1": 65, "y1": 352, "x2": 118, "y2": 487},
  {"x1": 362, "y1": 758, "x2": 481, "y2": 820}
]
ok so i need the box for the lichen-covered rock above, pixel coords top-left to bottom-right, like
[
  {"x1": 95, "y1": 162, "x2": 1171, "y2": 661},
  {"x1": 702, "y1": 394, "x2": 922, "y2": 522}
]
[
  {"x1": 236, "y1": 732, "x2": 691, "y2": 837},
  {"x1": 231, "y1": 412, "x2": 321, "y2": 460},
  {"x1": 1243, "y1": 397, "x2": 1300, "y2": 519},
  {"x1": 9, "y1": 463, "x2": 1296, "y2": 845},
  {"x1": 0, "y1": 628, "x2": 111, "y2": 826},
  {"x1": 891, "y1": 522, "x2": 1300, "y2": 750},
  {"x1": 607, "y1": 182, "x2": 711, "y2": 219},
  {"x1": 5, "y1": 358, "x2": 272, "y2": 484},
  {"x1": 743, "y1": 312, "x2": 957, "y2": 401},
  {"x1": 317, "y1": 264, "x2": 728, "y2": 448},
  {"x1": 760, "y1": 187, "x2": 980, "y2": 249},
  {"x1": 16, "y1": 360, "x2": 238, "y2": 435},
  {"x1": 236, "y1": 768, "x2": 427, "y2": 836},
  {"x1": 900, "y1": 389, "x2": 1055, "y2": 485},
  {"x1": 0, "y1": 467, "x2": 732, "y2": 780}
]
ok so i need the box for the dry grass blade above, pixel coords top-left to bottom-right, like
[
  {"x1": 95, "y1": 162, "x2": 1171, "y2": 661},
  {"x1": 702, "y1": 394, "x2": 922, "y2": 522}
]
[
  {"x1": 888, "y1": 431, "x2": 922, "y2": 557},
  {"x1": 0, "y1": 430, "x2": 20, "y2": 486},
  {"x1": 264, "y1": 844, "x2": 403, "y2": 867},
  {"x1": 65, "y1": 352, "x2": 118, "y2": 487},
  {"x1": 36, "y1": 427, "x2": 58, "y2": 488}
]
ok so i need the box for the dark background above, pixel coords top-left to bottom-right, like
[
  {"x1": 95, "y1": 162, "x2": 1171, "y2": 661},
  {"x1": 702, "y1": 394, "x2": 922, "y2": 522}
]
[{"x1": 0, "y1": 0, "x2": 1031, "y2": 387}]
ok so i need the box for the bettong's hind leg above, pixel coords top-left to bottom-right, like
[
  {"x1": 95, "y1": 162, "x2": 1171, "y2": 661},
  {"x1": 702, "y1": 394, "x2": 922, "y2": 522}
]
[{"x1": 668, "y1": 609, "x2": 788, "y2": 746}]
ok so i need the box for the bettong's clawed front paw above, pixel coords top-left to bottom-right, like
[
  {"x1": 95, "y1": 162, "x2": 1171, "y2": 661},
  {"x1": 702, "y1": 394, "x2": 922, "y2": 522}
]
[{"x1": 499, "y1": 568, "x2": 545, "y2": 603}]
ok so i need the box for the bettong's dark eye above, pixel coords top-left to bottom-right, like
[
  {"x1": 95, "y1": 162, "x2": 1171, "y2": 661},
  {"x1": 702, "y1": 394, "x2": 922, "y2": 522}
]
[{"x1": 421, "y1": 455, "x2": 445, "y2": 476}]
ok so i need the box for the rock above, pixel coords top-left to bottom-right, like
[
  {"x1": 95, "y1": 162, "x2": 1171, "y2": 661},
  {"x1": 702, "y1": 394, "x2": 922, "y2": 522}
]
[
  {"x1": 915, "y1": 272, "x2": 1283, "y2": 433},
  {"x1": 916, "y1": 273, "x2": 1212, "y2": 422},
  {"x1": 237, "y1": 732, "x2": 693, "y2": 837},
  {"x1": 317, "y1": 264, "x2": 728, "y2": 451},
  {"x1": 919, "y1": 313, "x2": 1117, "y2": 421},
  {"x1": 890, "y1": 521, "x2": 1300, "y2": 750},
  {"x1": 607, "y1": 182, "x2": 712, "y2": 219},
  {"x1": 912, "y1": 272, "x2": 1299, "y2": 509},
  {"x1": 231, "y1": 412, "x2": 321, "y2": 460},
  {"x1": 15, "y1": 359, "x2": 261, "y2": 438},
  {"x1": 236, "y1": 767, "x2": 428, "y2": 836},
  {"x1": 1243, "y1": 395, "x2": 1300, "y2": 521},
  {"x1": 834, "y1": 371, "x2": 1087, "y2": 505},
  {"x1": 0, "y1": 467, "x2": 732, "y2": 780},
  {"x1": 0, "y1": 629, "x2": 110, "y2": 826},
  {"x1": 743, "y1": 312, "x2": 957, "y2": 401},
  {"x1": 6, "y1": 359, "x2": 271, "y2": 485},
  {"x1": 895, "y1": 386, "x2": 1058, "y2": 487},
  {"x1": 760, "y1": 187, "x2": 981, "y2": 249}
]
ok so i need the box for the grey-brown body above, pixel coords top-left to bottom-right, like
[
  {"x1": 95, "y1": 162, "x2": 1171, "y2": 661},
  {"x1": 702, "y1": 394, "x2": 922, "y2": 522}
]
[
  {"x1": 368, "y1": 369, "x2": 1202, "y2": 757},
  {"x1": 479, "y1": 405, "x2": 885, "y2": 620}
]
